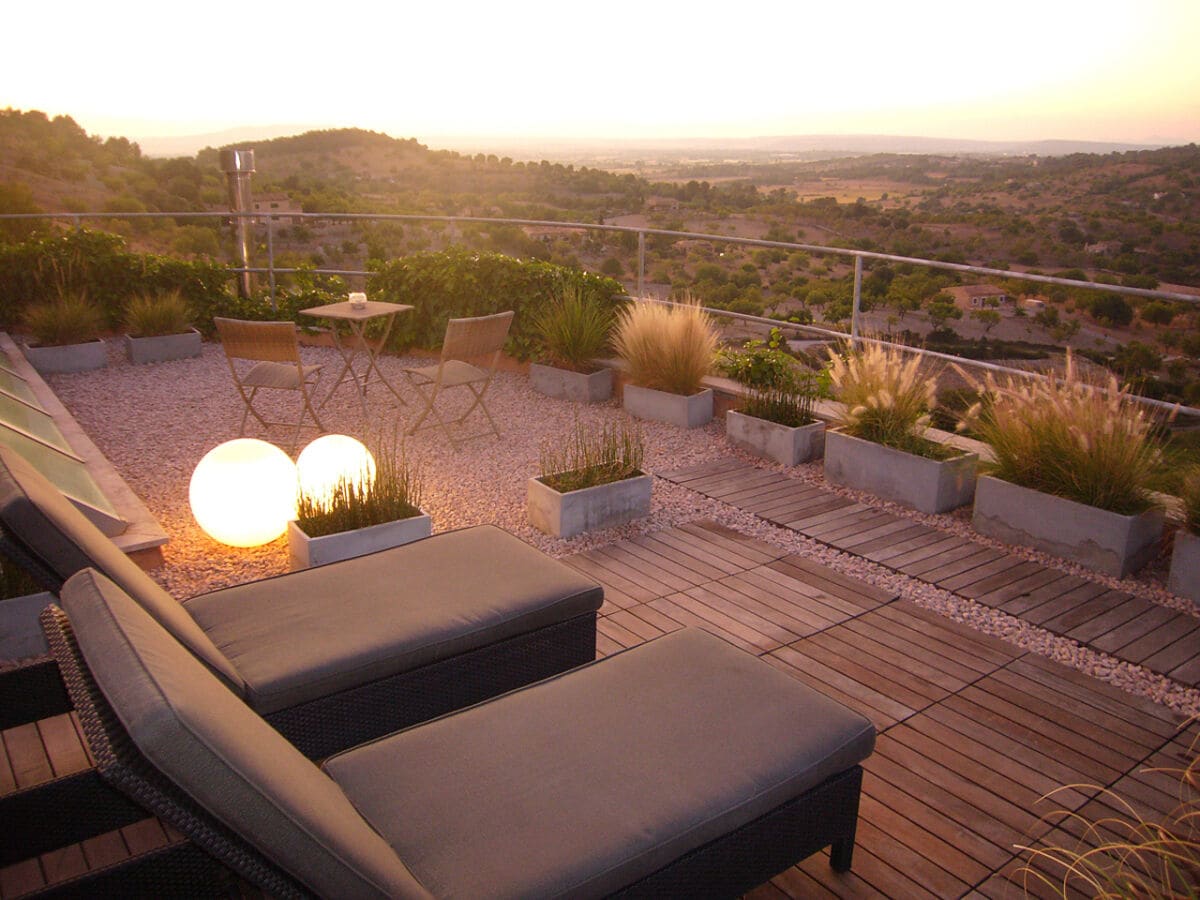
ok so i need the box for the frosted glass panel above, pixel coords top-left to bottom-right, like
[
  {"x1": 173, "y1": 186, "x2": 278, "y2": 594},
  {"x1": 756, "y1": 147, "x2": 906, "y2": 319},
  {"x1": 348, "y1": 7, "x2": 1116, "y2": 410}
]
[
  {"x1": 0, "y1": 366, "x2": 39, "y2": 406},
  {"x1": 0, "y1": 426, "x2": 120, "y2": 519},
  {"x1": 0, "y1": 393, "x2": 73, "y2": 453}
]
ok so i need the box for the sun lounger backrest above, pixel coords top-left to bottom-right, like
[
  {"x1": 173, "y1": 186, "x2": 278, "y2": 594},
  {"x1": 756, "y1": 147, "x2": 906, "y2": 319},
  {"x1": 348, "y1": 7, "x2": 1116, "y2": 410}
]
[
  {"x1": 60, "y1": 568, "x2": 433, "y2": 900},
  {"x1": 0, "y1": 446, "x2": 243, "y2": 691}
]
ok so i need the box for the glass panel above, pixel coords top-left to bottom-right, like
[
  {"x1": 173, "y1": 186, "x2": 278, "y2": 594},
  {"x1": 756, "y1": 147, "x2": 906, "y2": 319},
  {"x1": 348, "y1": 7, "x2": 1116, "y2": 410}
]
[
  {"x1": 0, "y1": 367, "x2": 39, "y2": 407},
  {"x1": 0, "y1": 392, "x2": 74, "y2": 453},
  {"x1": 0, "y1": 427, "x2": 121, "y2": 519}
]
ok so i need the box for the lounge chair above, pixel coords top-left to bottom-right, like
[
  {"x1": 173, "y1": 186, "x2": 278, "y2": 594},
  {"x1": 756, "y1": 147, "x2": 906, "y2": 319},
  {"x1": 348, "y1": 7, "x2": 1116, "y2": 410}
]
[
  {"x1": 44, "y1": 568, "x2": 875, "y2": 898},
  {"x1": 0, "y1": 445, "x2": 602, "y2": 759}
]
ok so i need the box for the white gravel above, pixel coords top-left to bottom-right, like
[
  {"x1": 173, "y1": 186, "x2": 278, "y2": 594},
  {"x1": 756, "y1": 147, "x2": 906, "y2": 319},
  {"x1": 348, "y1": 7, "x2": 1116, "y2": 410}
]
[{"x1": 44, "y1": 340, "x2": 1200, "y2": 718}]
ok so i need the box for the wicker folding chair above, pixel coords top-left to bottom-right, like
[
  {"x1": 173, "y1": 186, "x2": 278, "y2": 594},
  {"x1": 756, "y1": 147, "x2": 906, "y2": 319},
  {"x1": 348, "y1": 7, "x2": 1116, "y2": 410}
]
[
  {"x1": 214, "y1": 318, "x2": 325, "y2": 450},
  {"x1": 402, "y1": 311, "x2": 514, "y2": 449}
]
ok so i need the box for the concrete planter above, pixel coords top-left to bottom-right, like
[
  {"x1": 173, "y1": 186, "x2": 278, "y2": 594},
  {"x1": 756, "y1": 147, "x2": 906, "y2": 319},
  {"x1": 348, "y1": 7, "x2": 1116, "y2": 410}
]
[
  {"x1": 1167, "y1": 528, "x2": 1200, "y2": 601},
  {"x1": 527, "y1": 471, "x2": 653, "y2": 538},
  {"x1": 726, "y1": 411, "x2": 825, "y2": 467},
  {"x1": 623, "y1": 384, "x2": 713, "y2": 428},
  {"x1": 530, "y1": 363, "x2": 613, "y2": 403},
  {"x1": 287, "y1": 512, "x2": 432, "y2": 570},
  {"x1": 124, "y1": 328, "x2": 202, "y2": 364},
  {"x1": 824, "y1": 429, "x2": 978, "y2": 514},
  {"x1": 0, "y1": 591, "x2": 55, "y2": 662},
  {"x1": 972, "y1": 475, "x2": 1164, "y2": 578},
  {"x1": 23, "y1": 339, "x2": 107, "y2": 374}
]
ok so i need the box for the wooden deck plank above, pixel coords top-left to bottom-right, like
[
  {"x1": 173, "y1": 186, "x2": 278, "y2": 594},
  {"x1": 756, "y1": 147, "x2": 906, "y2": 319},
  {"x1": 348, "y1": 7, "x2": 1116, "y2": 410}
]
[
  {"x1": 675, "y1": 584, "x2": 802, "y2": 648},
  {"x1": 936, "y1": 553, "x2": 1032, "y2": 593},
  {"x1": 785, "y1": 502, "x2": 874, "y2": 532},
  {"x1": 721, "y1": 479, "x2": 816, "y2": 509},
  {"x1": 39, "y1": 843, "x2": 87, "y2": 887},
  {"x1": 907, "y1": 545, "x2": 1004, "y2": 581},
  {"x1": 1019, "y1": 580, "x2": 1117, "y2": 627},
  {"x1": 768, "y1": 555, "x2": 898, "y2": 608},
  {"x1": 765, "y1": 495, "x2": 855, "y2": 526},
  {"x1": 767, "y1": 645, "x2": 918, "y2": 731},
  {"x1": 1088, "y1": 602, "x2": 1178, "y2": 655},
  {"x1": 833, "y1": 615, "x2": 994, "y2": 694},
  {"x1": 686, "y1": 520, "x2": 784, "y2": 564},
  {"x1": 2, "y1": 722, "x2": 53, "y2": 790},
  {"x1": 855, "y1": 794, "x2": 977, "y2": 897},
  {"x1": 589, "y1": 543, "x2": 696, "y2": 594},
  {"x1": 606, "y1": 538, "x2": 724, "y2": 587},
  {"x1": 838, "y1": 519, "x2": 931, "y2": 553},
  {"x1": 976, "y1": 567, "x2": 1076, "y2": 608},
  {"x1": 799, "y1": 630, "x2": 953, "y2": 710},
  {"x1": 38, "y1": 712, "x2": 91, "y2": 779},
  {"x1": 1118, "y1": 614, "x2": 1200, "y2": 667},
  {"x1": 634, "y1": 529, "x2": 746, "y2": 576},
  {"x1": 714, "y1": 571, "x2": 849, "y2": 635},
  {"x1": 1061, "y1": 592, "x2": 1145, "y2": 644},
  {"x1": 645, "y1": 594, "x2": 767, "y2": 655},
  {"x1": 859, "y1": 528, "x2": 947, "y2": 563},
  {"x1": 808, "y1": 511, "x2": 900, "y2": 545},
  {"x1": 871, "y1": 603, "x2": 1022, "y2": 672},
  {"x1": 560, "y1": 554, "x2": 647, "y2": 608},
  {"x1": 655, "y1": 458, "x2": 745, "y2": 483},
  {"x1": 886, "y1": 536, "x2": 977, "y2": 572},
  {"x1": 0, "y1": 857, "x2": 44, "y2": 899},
  {"x1": 957, "y1": 560, "x2": 1047, "y2": 601},
  {"x1": 80, "y1": 829, "x2": 130, "y2": 871}
]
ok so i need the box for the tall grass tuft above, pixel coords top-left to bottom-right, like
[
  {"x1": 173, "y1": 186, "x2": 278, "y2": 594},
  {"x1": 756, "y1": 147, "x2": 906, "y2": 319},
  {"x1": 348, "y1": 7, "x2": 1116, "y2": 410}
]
[
  {"x1": 741, "y1": 376, "x2": 818, "y2": 429},
  {"x1": 124, "y1": 289, "x2": 193, "y2": 337},
  {"x1": 296, "y1": 441, "x2": 424, "y2": 538},
  {"x1": 614, "y1": 298, "x2": 717, "y2": 396},
  {"x1": 1015, "y1": 730, "x2": 1199, "y2": 898},
  {"x1": 531, "y1": 280, "x2": 619, "y2": 372},
  {"x1": 827, "y1": 340, "x2": 951, "y2": 458},
  {"x1": 1179, "y1": 466, "x2": 1200, "y2": 535},
  {"x1": 23, "y1": 290, "x2": 104, "y2": 347},
  {"x1": 958, "y1": 353, "x2": 1169, "y2": 515},
  {"x1": 540, "y1": 420, "x2": 644, "y2": 493}
]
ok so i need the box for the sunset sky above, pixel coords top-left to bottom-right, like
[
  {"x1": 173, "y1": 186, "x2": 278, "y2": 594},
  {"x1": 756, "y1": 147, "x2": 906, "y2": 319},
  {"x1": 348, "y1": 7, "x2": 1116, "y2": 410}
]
[{"x1": 5, "y1": 0, "x2": 1198, "y2": 150}]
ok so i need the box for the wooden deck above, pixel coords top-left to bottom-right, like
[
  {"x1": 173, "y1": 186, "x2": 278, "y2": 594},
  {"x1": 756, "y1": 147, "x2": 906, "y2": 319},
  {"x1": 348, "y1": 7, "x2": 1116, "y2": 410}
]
[
  {"x1": 2, "y1": 518, "x2": 1193, "y2": 898},
  {"x1": 660, "y1": 459, "x2": 1200, "y2": 689}
]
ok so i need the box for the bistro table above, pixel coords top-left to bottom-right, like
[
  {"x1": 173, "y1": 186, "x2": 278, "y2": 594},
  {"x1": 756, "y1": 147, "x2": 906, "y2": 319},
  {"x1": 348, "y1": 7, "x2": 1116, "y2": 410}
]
[{"x1": 299, "y1": 300, "x2": 413, "y2": 418}]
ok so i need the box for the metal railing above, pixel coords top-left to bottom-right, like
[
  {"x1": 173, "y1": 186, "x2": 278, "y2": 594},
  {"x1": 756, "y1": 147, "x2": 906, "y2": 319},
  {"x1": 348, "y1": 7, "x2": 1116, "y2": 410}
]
[{"x1": 5, "y1": 209, "x2": 1199, "y2": 416}]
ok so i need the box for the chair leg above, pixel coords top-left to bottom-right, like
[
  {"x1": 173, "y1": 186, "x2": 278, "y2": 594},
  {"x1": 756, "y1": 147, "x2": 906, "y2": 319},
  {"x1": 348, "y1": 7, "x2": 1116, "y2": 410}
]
[{"x1": 404, "y1": 381, "x2": 437, "y2": 435}]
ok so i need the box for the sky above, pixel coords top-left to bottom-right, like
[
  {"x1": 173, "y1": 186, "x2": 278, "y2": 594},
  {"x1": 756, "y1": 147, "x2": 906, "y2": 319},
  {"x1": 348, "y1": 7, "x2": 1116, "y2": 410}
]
[{"x1": 4, "y1": 0, "x2": 1199, "y2": 150}]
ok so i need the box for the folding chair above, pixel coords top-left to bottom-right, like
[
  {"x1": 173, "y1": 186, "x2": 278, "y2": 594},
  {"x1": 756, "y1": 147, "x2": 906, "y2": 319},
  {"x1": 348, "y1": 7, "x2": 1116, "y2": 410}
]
[
  {"x1": 214, "y1": 318, "x2": 325, "y2": 450},
  {"x1": 402, "y1": 311, "x2": 514, "y2": 449}
]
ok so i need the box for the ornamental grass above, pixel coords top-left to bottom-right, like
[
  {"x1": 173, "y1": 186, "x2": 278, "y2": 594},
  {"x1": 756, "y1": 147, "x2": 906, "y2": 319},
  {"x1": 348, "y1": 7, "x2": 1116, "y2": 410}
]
[
  {"x1": 123, "y1": 288, "x2": 193, "y2": 338},
  {"x1": 958, "y1": 353, "x2": 1169, "y2": 515},
  {"x1": 23, "y1": 290, "x2": 104, "y2": 347},
  {"x1": 1180, "y1": 466, "x2": 1200, "y2": 535},
  {"x1": 539, "y1": 420, "x2": 644, "y2": 493},
  {"x1": 614, "y1": 298, "x2": 717, "y2": 396},
  {"x1": 531, "y1": 280, "x2": 619, "y2": 373},
  {"x1": 295, "y1": 443, "x2": 424, "y2": 538}
]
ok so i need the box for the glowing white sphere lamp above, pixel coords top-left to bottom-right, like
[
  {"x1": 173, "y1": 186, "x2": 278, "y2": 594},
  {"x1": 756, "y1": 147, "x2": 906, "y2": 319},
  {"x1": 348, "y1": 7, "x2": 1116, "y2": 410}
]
[
  {"x1": 189, "y1": 439, "x2": 298, "y2": 547},
  {"x1": 296, "y1": 434, "x2": 376, "y2": 503}
]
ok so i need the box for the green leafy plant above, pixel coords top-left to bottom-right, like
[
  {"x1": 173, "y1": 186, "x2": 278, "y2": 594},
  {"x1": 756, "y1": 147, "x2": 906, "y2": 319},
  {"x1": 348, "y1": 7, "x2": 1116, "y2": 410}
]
[
  {"x1": 123, "y1": 288, "x2": 193, "y2": 337},
  {"x1": 531, "y1": 279, "x2": 620, "y2": 372},
  {"x1": 295, "y1": 443, "x2": 424, "y2": 538},
  {"x1": 539, "y1": 420, "x2": 644, "y2": 493},
  {"x1": 827, "y1": 340, "x2": 954, "y2": 459},
  {"x1": 614, "y1": 298, "x2": 718, "y2": 396},
  {"x1": 22, "y1": 290, "x2": 104, "y2": 346},
  {"x1": 957, "y1": 353, "x2": 1169, "y2": 515},
  {"x1": 740, "y1": 378, "x2": 818, "y2": 429},
  {"x1": 716, "y1": 327, "x2": 798, "y2": 389}
]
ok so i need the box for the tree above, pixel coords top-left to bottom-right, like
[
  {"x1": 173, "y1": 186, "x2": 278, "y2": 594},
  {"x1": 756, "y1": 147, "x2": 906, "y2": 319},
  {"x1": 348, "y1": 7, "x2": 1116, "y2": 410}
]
[
  {"x1": 599, "y1": 257, "x2": 623, "y2": 277},
  {"x1": 1139, "y1": 301, "x2": 1175, "y2": 326},
  {"x1": 1113, "y1": 341, "x2": 1162, "y2": 382},
  {"x1": 970, "y1": 308, "x2": 1001, "y2": 334},
  {"x1": 925, "y1": 293, "x2": 963, "y2": 329},
  {"x1": 1089, "y1": 294, "x2": 1134, "y2": 327}
]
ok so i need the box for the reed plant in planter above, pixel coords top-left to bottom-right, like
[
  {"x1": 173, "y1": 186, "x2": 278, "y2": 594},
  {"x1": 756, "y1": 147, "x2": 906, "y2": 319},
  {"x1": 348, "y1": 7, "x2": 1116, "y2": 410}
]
[
  {"x1": 527, "y1": 420, "x2": 651, "y2": 537},
  {"x1": 21, "y1": 291, "x2": 107, "y2": 373},
  {"x1": 824, "y1": 341, "x2": 977, "y2": 513},
  {"x1": 960, "y1": 353, "x2": 1168, "y2": 577},
  {"x1": 727, "y1": 375, "x2": 825, "y2": 466},
  {"x1": 1168, "y1": 466, "x2": 1200, "y2": 600},
  {"x1": 614, "y1": 298, "x2": 718, "y2": 428},
  {"x1": 288, "y1": 444, "x2": 430, "y2": 569},
  {"x1": 123, "y1": 289, "x2": 202, "y2": 364},
  {"x1": 529, "y1": 281, "x2": 620, "y2": 403}
]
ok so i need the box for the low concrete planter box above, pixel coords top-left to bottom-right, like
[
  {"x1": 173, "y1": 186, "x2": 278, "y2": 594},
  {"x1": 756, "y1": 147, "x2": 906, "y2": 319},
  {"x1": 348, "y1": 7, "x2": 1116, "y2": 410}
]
[
  {"x1": 726, "y1": 411, "x2": 825, "y2": 467},
  {"x1": 530, "y1": 363, "x2": 613, "y2": 403},
  {"x1": 972, "y1": 475, "x2": 1163, "y2": 578},
  {"x1": 824, "y1": 430, "x2": 977, "y2": 514},
  {"x1": 623, "y1": 384, "x2": 713, "y2": 428},
  {"x1": 1167, "y1": 529, "x2": 1200, "y2": 601},
  {"x1": 0, "y1": 591, "x2": 55, "y2": 662},
  {"x1": 23, "y1": 339, "x2": 107, "y2": 374},
  {"x1": 124, "y1": 328, "x2": 202, "y2": 364},
  {"x1": 287, "y1": 513, "x2": 432, "y2": 570},
  {"x1": 527, "y1": 472, "x2": 652, "y2": 538}
]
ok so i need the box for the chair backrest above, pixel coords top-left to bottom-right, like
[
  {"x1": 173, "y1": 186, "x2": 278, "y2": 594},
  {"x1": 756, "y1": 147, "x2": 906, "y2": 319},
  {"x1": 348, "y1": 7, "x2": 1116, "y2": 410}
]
[
  {"x1": 215, "y1": 318, "x2": 303, "y2": 364},
  {"x1": 58, "y1": 569, "x2": 432, "y2": 900},
  {"x1": 441, "y1": 311, "x2": 514, "y2": 364},
  {"x1": 0, "y1": 445, "x2": 244, "y2": 692}
]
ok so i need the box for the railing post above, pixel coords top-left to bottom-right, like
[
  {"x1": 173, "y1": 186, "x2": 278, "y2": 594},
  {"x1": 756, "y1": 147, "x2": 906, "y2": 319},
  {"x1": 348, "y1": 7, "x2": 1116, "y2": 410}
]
[
  {"x1": 637, "y1": 231, "x2": 645, "y2": 300},
  {"x1": 266, "y1": 216, "x2": 277, "y2": 308},
  {"x1": 851, "y1": 255, "x2": 863, "y2": 344}
]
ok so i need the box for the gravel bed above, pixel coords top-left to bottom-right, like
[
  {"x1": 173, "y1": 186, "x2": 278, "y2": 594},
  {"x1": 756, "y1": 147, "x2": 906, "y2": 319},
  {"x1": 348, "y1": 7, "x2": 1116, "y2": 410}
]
[{"x1": 42, "y1": 341, "x2": 1200, "y2": 718}]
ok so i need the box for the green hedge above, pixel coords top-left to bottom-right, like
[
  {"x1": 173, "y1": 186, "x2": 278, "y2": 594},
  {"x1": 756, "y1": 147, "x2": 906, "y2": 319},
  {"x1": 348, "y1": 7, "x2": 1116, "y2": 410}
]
[{"x1": 368, "y1": 247, "x2": 626, "y2": 359}]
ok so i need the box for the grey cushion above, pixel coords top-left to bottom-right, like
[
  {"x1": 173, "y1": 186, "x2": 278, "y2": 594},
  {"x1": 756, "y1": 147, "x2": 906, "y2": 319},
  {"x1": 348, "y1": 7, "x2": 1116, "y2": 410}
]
[
  {"x1": 0, "y1": 446, "x2": 243, "y2": 692},
  {"x1": 61, "y1": 569, "x2": 432, "y2": 900},
  {"x1": 323, "y1": 627, "x2": 876, "y2": 900},
  {"x1": 185, "y1": 524, "x2": 603, "y2": 714}
]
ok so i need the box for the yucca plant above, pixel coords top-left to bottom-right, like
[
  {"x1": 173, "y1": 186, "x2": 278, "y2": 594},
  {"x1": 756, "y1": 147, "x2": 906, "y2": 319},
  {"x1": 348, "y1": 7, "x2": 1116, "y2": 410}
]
[
  {"x1": 295, "y1": 444, "x2": 424, "y2": 538},
  {"x1": 539, "y1": 420, "x2": 644, "y2": 493},
  {"x1": 22, "y1": 291, "x2": 104, "y2": 347},
  {"x1": 613, "y1": 298, "x2": 717, "y2": 396},
  {"x1": 531, "y1": 281, "x2": 619, "y2": 372},
  {"x1": 958, "y1": 353, "x2": 1169, "y2": 515},
  {"x1": 826, "y1": 340, "x2": 953, "y2": 459},
  {"x1": 124, "y1": 289, "x2": 193, "y2": 338}
]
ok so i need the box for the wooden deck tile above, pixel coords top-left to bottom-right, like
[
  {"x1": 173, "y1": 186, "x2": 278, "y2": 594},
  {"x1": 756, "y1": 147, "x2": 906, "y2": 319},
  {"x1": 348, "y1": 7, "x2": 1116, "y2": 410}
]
[
  {"x1": 684, "y1": 520, "x2": 786, "y2": 565},
  {"x1": 768, "y1": 555, "x2": 898, "y2": 608},
  {"x1": 766, "y1": 645, "x2": 918, "y2": 732},
  {"x1": 908, "y1": 545, "x2": 1005, "y2": 582},
  {"x1": 976, "y1": 567, "x2": 1077, "y2": 608},
  {"x1": 936, "y1": 553, "x2": 1032, "y2": 593},
  {"x1": 1061, "y1": 592, "x2": 1145, "y2": 644},
  {"x1": 958, "y1": 561, "x2": 1048, "y2": 603},
  {"x1": 887, "y1": 536, "x2": 977, "y2": 572},
  {"x1": 860, "y1": 528, "x2": 946, "y2": 563},
  {"x1": 1017, "y1": 580, "x2": 1115, "y2": 626},
  {"x1": 838, "y1": 519, "x2": 931, "y2": 554},
  {"x1": 1089, "y1": 603, "x2": 1188, "y2": 656}
]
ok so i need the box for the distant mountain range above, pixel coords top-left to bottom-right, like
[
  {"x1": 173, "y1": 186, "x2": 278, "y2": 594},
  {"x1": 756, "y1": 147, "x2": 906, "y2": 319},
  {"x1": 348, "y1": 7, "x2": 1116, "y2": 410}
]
[{"x1": 133, "y1": 126, "x2": 1170, "y2": 161}]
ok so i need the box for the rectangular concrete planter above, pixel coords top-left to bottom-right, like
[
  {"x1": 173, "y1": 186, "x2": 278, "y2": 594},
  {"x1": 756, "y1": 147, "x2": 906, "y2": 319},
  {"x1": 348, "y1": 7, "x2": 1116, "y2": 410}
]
[
  {"x1": 527, "y1": 471, "x2": 652, "y2": 538},
  {"x1": 824, "y1": 429, "x2": 977, "y2": 514},
  {"x1": 972, "y1": 475, "x2": 1164, "y2": 578},
  {"x1": 1167, "y1": 528, "x2": 1199, "y2": 601},
  {"x1": 287, "y1": 512, "x2": 432, "y2": 570},
  {"x1": 23, "y1": 339, "x2": 107, "y2": 374},
  {"x1": 623, "y1": 384, "x2": 713, "y2": 428},
  {"x1": 726, "y1": 411, "x2": 825, "y2": 467},
  {"x1": 124, "y1": 328, "x2": 202, "y2": 364},
  {"x1": 530, "y1": 363, "x2": 613, "y2": 403},
  {"x1": 0, "y1": 591, "x2": 55, "y2": 662}
]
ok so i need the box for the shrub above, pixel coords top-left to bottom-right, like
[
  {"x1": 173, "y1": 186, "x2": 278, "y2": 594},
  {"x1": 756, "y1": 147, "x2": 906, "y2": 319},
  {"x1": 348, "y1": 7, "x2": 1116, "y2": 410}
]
[
  {"x1": 539, "y1": 420, "x2": 644, "y2": 493},
  {"x1": 614, "y1": 298, "x2": 718, "y2": 396},
  {"x1": 295, "y1": 443, "x2": 423, "y2": 538},
  {"x1": 957, "y1": 353, "x2": 1169, "y2": 515},
  {"x1": 530, "y1": 279, "x2": 621, "y2": 372},
  {"x1": 716, "y1": 327, "x2": 798, "y2": 389},
  {"x1": 123, "y1": 288, "x2": 193, "y2": 337},
  {"x1": 740, "y1": 378, "x2": 818, "y2": 428},
  {"x1": 22, "y1": 291, "x2": 104, "y2": 346}
]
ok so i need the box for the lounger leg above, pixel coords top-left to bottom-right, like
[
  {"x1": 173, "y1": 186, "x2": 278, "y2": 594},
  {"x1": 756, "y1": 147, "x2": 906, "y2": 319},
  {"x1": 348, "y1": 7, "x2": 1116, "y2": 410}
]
[{"x1": 830, "y1": 835, "x2": 856, "y2": 872}]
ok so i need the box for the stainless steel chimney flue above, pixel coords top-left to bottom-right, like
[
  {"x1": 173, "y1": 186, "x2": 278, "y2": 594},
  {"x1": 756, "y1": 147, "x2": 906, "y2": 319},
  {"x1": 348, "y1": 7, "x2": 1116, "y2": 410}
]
[{"x1": 220, "y1": 149, "x2": 256, "y2": 298}]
